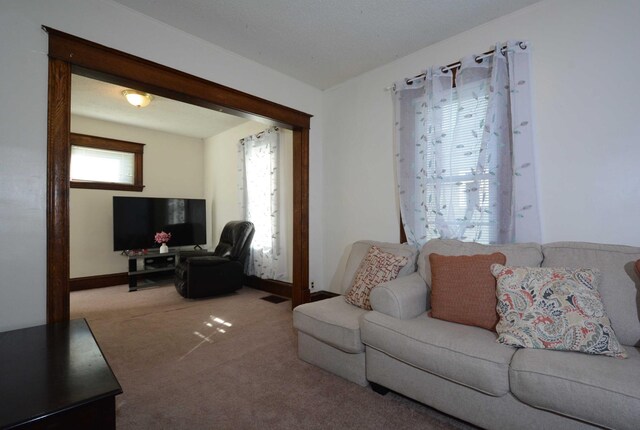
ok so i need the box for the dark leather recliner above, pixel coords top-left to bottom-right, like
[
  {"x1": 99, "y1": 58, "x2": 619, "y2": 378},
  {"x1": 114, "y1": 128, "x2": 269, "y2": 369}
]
[{"x1": 174, "y1": 221, "x2": 255, "y2": 298}]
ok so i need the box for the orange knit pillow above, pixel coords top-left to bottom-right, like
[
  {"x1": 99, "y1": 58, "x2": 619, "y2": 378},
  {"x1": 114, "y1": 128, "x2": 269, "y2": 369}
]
[{"x1": 429, "y1": 252, "x2": 506, "y2": 331}]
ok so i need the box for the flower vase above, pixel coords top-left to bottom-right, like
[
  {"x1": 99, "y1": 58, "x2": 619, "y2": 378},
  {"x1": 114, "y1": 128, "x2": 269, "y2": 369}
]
[{"x1": 160, "y1": 243, "x2": 169, "y2": 254}]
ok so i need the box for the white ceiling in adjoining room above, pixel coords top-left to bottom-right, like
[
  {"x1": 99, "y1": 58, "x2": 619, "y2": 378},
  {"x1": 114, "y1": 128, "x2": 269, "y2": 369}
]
[
  {"x1": 71, "y1": 74, "x2": 250, "y2": 139},
  {"x1": 111, "y1": 0, "x2": 543, "y2": 89}
]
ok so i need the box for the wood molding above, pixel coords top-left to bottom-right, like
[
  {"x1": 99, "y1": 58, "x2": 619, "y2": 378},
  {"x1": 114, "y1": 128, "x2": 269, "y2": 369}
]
[
  {"x1": 70, "y1": 182, "x2": 145, "y2": 192},
  {"x1": 292, "y1": 128, "x2": 310, "y2": 308},
  {"x1": 46, "y1": 28, "x2": 311, "y2": 323},
  {"x1": 244, "y1": 276, "x2": 292, "y2": 298},
  {"x1": 70, "y1": 273, "x2": 129, "y2": 292},
  {"x1": 399, "y1": 214, "x2": 407, "y2": 244},
  {"x1": 309, "y1": 290, "x2": 340, "y2": 302},
  {"x1": 45, "y1": 27, "x2": 311, "y2": 129},
  {"x1": 70, "y1": 133, "x2": 144, "y2": 153},
  {"x1": 47, "y1": 58, "x2": 71, "y2": 324}
]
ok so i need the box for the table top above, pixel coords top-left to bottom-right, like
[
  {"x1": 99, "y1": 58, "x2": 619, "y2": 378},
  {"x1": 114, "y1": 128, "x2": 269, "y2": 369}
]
[{"x1": 0, "y1": 319, "x2": 122, "y2": 428}]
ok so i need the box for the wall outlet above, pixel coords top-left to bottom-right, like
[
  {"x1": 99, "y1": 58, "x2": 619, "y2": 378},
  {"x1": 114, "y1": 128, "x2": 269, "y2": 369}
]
[{"x1": 311, "y1": 281, "x2": 315, "y2": 290}]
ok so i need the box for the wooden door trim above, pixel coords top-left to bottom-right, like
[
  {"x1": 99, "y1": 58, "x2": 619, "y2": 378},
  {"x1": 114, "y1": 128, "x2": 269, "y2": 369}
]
[
  {"x1": 45, "y1": 27, "x2": 311, "y2": 322},
  {"x1": 47, "y1": 58, "x2": 72, "y2": 322}
]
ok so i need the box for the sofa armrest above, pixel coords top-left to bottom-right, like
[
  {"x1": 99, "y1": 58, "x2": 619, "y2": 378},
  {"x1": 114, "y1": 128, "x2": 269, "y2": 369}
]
[{"x1": 369, "y1": 272, "x2": 429, "y2": 320}]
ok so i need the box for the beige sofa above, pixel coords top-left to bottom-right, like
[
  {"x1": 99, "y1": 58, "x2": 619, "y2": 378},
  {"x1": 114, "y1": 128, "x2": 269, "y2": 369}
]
[{"x1": 294, "y1": 239, "x2": 640, "y2": 430}]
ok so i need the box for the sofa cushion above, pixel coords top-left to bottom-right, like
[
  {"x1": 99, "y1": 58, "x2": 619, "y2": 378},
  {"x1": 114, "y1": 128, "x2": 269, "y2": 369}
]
[
  {"x1": 293, "y1": 296, "x2": 367, "y2": 353},
  {"x1": 430, "y1": 252, "x2": 505, "y2": 331},
  {"x1": 362, "y1": 311, "x2": 516, "y2": 396},
  {"x1": 345, "y1": 245, "x2": 409, "y2": 310},
  {"x1": 491, "y1": 264, "x2": 627, "y2": 358},
  {"x1": 510, "y1": 347, "x2": 640, "y2": 430},
  {"x1": 340, "y1": 241, "x2": 418, "y2": 294},
  {"x1": 541, "y1": 242, "x2": 640, "y2": 346},
  {"x1": 418, "y1": 239, "x2": 543, "y2": 287}
]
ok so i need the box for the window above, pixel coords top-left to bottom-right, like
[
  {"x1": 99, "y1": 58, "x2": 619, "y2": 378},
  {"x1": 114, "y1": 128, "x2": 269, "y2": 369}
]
[
  {"x1": 395, "y1": 42, "x2": 540, "y2": 247},
  {"x1": 244, "y1": 139, "x2": 275, "y2": 251},
  {"x1": 422, "y1": 86, "x2": 495, "y2": 244},
  {"x1": 239, "y1": 127, "x2": 288, "y2": 280},
  {"x1": 401, "y1": 67, "x2": 509, "y2": 245},
  {"x1": 70, "y1": 133, "x2": 144, "y2": 191}
]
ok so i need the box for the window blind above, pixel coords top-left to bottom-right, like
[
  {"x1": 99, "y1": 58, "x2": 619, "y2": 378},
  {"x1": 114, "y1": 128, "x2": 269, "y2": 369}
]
[
  {"x1": 423, "y1": 86, "x2": 496, "y2": 243},
  {"x1": 70, "y1": 145, "x2": 135, "y2": 185}
]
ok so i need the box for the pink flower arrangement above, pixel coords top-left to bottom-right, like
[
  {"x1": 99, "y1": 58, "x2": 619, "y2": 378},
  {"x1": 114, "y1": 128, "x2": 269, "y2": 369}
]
[{"x1": 154, "y1": 231, "x2": 171, "y2": 244}]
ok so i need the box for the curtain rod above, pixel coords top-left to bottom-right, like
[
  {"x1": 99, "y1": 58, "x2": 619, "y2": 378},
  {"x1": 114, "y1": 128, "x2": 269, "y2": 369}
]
[
  {"x1": 384, "y1": 42, "x2": 526, "y2": 92},
  {"x1": 255, "y1": 126, "x2": 278, "y2": 138},
  {"x1": 240, "y1": 126, "x2": 279, "y2": 144}
]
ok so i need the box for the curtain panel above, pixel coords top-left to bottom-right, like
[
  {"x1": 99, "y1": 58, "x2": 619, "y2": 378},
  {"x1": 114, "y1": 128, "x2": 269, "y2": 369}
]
[
  {"x1": 393, "y1": 41, "x2": 541, "y2": 247},
  {"x1": 238, "y1": 126, "x2": 287, "y2": 280}
]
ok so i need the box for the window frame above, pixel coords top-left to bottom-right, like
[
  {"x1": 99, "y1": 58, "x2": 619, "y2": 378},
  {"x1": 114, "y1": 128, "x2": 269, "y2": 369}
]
[{"x1": 69, "y1": 132, "x2": 144, "y2": 192}]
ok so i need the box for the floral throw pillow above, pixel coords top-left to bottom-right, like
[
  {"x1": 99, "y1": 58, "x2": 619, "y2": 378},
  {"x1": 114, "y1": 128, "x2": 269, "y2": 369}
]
[
  {"x1": 344, "y1": 245, "x2": 409, "y2": 310},
  {"x1": 490, "y1": 264, "x2": 627, "y2": 358}
]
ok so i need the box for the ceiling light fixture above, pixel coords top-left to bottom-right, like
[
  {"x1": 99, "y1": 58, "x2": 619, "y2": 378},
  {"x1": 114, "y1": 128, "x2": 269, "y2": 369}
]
[{"x1": 122, "y1": 90, "x2": 153, "y2": 108}]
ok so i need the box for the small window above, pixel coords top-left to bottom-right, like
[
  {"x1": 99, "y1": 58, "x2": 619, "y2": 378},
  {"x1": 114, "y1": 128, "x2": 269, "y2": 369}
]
[{"x1": 70, "y1": 133, "x2": 144, "y2": 191}]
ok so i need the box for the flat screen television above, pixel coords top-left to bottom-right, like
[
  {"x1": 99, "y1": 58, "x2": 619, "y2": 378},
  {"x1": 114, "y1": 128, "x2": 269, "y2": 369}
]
[{"x1": 113, "y1": 196, "x2": 206, "y2": 251}]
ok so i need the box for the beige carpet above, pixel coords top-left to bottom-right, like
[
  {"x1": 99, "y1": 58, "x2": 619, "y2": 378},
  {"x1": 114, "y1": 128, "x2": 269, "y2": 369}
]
[{"x1": 71, "y1": 284, "x2": 477, "y2": 429}]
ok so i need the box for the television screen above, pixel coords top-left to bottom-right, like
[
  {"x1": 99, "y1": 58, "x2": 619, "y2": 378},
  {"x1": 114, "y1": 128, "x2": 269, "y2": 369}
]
[{"x1": 113, "y1": 196, "x2": 206, "y2": 251}]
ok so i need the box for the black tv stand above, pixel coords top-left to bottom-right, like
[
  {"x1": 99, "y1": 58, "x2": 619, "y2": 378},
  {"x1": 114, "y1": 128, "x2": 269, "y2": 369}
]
[
  {"x1": 126, "y1": 251, "x2": 177, "y2": 292},
  {"x1": 193, "y1": 244, "x2": 203, "y2": 250}
]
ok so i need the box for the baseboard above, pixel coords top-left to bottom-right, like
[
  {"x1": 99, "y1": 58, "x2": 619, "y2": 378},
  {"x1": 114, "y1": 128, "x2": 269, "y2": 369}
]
[
  {"x1": 310, "y1": 290, "x2": 340, "y2": 302},
  {"x1": 243, "y1": 275, "x2": 292, "y2": 298},
  {"x1": 70, "y1": 272, "x2": 129, "y2": 292}
]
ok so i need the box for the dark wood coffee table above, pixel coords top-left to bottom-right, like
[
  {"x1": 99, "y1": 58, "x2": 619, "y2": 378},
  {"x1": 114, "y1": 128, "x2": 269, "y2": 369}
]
[{"x1": 0, "y1": 319, "x2": 122, "y2": 429}]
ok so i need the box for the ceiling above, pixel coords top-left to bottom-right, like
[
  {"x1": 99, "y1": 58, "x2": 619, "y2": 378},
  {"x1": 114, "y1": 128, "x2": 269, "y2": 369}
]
[
  {"x1": 71, "y1": 74, "x2": 249, "y2": 139},
  {"x1": 112, "y1": 0, "x2": 543, "y2": 89},
  {"x1": 72, "y1": 1, "x2": 544, "y2": 136}
]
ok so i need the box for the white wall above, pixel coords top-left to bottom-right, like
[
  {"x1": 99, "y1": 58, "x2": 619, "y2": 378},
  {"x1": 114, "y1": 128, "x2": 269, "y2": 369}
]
[
  {"x1": 70, "y1": 115, "x2": 205, "y2": 278},
  {"x1": 322, "y1": 0, "x2": 640, "y2": 291},
  {"x1": 204, "y1": 123, "x2": 294, "y2": 281},
  {"x1": 0, "y1": 0, "x2": 324, "y2": 331}
]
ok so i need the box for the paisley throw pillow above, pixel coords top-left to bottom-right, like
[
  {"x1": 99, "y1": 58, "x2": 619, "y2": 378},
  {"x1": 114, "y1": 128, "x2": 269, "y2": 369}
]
[
  {"x1": 490, "y1": 264, "x2": 627, "y2": 358},
  {"x1": 344, "y1": 245, "x2": 409, "y2": 310}
]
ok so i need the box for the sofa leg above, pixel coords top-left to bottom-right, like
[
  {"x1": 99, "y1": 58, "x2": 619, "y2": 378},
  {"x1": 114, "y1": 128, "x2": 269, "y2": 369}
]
[{"x1": 370, "y1": 382, "x2": 390, "y2": 396}]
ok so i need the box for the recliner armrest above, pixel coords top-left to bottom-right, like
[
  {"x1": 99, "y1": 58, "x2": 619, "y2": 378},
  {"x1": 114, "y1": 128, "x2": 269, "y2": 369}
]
[
  {"x1": 187, "y1": 256, "x2": 233, "y2": 266},
  {"x1": 178, "y1": 250, "x2": 217, "y2": 263},
  {"x1": 369, "y1": 272, "x2": 429, "y2": 320}
]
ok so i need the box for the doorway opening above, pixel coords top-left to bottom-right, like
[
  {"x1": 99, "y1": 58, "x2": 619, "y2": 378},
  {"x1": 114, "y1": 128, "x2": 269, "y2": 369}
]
[{"x1": 46, "y1": 27, "x2": 311, "y2": 323}]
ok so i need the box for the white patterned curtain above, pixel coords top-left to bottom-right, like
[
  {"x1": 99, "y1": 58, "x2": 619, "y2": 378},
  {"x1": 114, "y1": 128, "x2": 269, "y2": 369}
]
[
  {"x1": 238, "y1": 127, "x2": 287, "y2": 280},
  {"x1": 394, "y1": 41, "x2": 541, "y2": 246}
]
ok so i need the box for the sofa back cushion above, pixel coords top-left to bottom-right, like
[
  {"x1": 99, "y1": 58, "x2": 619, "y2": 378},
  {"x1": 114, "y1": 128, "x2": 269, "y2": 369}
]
[
  {"x1": 341, "y1": 240, "x2": 418, "y2": 294},
  {"x1": 418, "y1": 239, "x2": 543, "y2": 288},
  {"x1": 541, "y1": 242, "x2": 640, "y2": 347}
]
